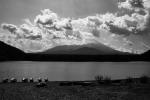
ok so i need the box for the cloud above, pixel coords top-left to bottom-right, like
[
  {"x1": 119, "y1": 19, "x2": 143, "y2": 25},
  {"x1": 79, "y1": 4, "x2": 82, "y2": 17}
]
[
  {"x1": 118, "y1": 0, "x2": 133, "y2": 10},
  {"x1": 0, "y1": 0, "x2": 150, "y2": 53},
  {"x1": 1, "y1": 23, "x2": 18, "y2": 33},
  {"x1": 93, "y1": 0, "x2": 150, "y2": 33},
  {"x1": 143, "y1": 0, "x2": 150, "y2": 9},
  {"x1": 34, "y1": 9, "x2": 58, "y2": 25},
  {"x1": 118, "y1": 0, "x2": 149, "y2": 10},
  {"x1": 1, "y1": 1, "x2": 149, "y2": 39}
]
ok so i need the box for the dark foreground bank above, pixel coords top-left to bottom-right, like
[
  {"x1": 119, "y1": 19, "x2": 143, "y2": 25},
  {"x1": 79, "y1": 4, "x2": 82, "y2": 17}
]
[{"x1": 0, "y1": 80, "x2": 150, "y2": 100}]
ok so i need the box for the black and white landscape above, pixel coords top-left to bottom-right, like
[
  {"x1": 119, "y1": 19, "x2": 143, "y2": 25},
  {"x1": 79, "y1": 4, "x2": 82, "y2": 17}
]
[{"x1": 0, "y1": 1, "x2": 150, "y2": 100}]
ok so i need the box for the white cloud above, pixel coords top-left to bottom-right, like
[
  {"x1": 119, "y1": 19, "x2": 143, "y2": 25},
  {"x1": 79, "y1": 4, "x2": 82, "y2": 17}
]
[
  {"x1": 97, "y1": 0, "x2": 150, "y2": 32},
  {"x1": 143, "y1": 0, "x2": 150, "y2": 9},
  {"x1": 0, "y1": 1, "x2": 150, "y2": 53},
  {"x1": 55, "y1": 18, "x2": 71, "y2": 30},
  {"x1": 20, "y1": 24, "x2": 32, "y2": 33},
  {"x1": 1, "y1": 23, "x2": 18, "y2": 33},
  {"x1": 34, "y1": 9, "x2": 58, "y2": 25},
  {"x1": 118, "y1": 0, "x2": 133, "y2": 10}
]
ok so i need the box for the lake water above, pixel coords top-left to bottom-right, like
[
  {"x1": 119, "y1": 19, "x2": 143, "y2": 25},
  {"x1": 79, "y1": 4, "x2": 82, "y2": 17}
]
[{"x1": 0, "y1": 61, "x2": 150, "y2": 81}]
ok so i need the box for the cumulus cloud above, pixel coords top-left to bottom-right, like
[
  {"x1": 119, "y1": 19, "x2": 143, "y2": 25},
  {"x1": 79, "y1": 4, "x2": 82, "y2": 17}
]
[
  {"x1": 34, "y1": 9, "x2": 58, "y2": 25},
  {"x1": 0, "y1": 0, "x2": 150, "y2": 53},
  {"x1": 118, "y1": 0, "x2": 149, "y2": 10},
  {"x1": 92, "y1": 0, "x2": 150, "y2": 33},
  {"x1": 118, "y1": 0, "x2": 133, "y2": 10},
  {"x1": 1, "y1": 1, "x2": 150, "y2": 38},
  {"x1": 143, "y1": 0, "x2": 150, "y2": 8},
  {"x1": 1, "y1": 23, "x2": 18, "y2": 33}
]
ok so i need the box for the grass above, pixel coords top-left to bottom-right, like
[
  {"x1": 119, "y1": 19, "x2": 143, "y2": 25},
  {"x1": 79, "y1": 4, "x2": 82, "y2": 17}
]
[
  {"x1": 0, "y1": 76, "x2": 150, "y2": 100},
  {"x1": 0, "y1": 81, "x2": 150, "y2": 100}
]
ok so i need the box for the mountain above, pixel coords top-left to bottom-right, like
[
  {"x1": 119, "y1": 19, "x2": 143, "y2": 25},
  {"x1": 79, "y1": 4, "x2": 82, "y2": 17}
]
[
  {"x1": 0, "y1": 41, "x2": 149, "y2": 61},
  {"x1": 0, "y1": 41, "x2": 25, "y2": 61},
  {"x1": 142, "y1": 50, "x2": 150, "y2": 56},
  {"x1": 40, "y1": 43, "x2": 130, "y2": 55}
]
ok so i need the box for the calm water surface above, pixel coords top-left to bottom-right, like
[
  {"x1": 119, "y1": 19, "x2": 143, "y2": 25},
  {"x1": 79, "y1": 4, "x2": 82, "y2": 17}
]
[{"x1": 0, "y1": 62, "x2": 150, "y2": 81}]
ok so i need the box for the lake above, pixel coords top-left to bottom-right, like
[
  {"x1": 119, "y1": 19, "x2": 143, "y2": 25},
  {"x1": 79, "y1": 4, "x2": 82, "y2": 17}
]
[{"x1": 0, "y1": 61, "x2": 150, "y2": 81}]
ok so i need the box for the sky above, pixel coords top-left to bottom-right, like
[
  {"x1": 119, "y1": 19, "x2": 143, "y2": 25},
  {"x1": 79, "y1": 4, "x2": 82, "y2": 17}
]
[
  {"x1": 0, "y1": 0, "x2": 150, "y2": 54},
  {"x1": 0, "y1": 0, "x2": 117, "y2": 25}
]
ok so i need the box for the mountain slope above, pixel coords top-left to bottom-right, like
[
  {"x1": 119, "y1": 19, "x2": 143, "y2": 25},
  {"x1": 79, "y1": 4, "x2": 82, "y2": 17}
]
[
  {"x1": 40, "y1": 43, "x2": 130, "y2": 55},
  {"x1": 0, "y1": 40, "x2": 149, "y2": 61},
  {"x1": 0, "y1": 41, "x2": 25, "y2": 60}
]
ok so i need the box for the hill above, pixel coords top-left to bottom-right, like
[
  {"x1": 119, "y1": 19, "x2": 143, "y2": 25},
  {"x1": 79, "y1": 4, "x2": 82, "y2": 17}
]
[
  {"x1": 0, "y1": 41, "x2": 25, "y2": 61},
  {"x1": 0, "y1": 41, "x2": 149, "y2": 61}
]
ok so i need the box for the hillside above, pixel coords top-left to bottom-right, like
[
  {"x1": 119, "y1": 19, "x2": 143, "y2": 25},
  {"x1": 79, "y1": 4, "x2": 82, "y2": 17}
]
[
  {"x1": 0, "y1": 41, "x2": 149, "y2": 61},
  {"x1": 0, "y1": 41, "x2": 25, "y2": 61}
]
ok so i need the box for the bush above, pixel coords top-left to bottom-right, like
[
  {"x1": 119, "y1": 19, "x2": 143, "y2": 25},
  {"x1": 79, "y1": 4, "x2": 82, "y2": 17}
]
[
  {"x1": 126, "y1": 76, "x2": 134, "y2": 84},
  {"x1": 140, "y1": 75, "x2": 149, "y2": 84},
  {"x1": 95, "y1": 75, "x2": 112, "y2": 85},
  {"x1": 95, "y1": 75, "x2": 103, "y2": 83},
  {"x1": 103, "y1": 76, "x2": 111, "y2": 85}
]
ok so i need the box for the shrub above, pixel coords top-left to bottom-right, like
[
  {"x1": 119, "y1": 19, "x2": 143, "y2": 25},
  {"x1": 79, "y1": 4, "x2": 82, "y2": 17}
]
[
  {"x1": 95, "y1": 75, "x2": 103, "y2": 83},
  {"x1": 103, "y1": 76, "x2": 111, "y2": 85},
  {"x1": 126, "y1": 76, "x2": 134, "y2": 84},
  {"x1": 140, "y1": 75, "x2": 149, "y2": 84}
]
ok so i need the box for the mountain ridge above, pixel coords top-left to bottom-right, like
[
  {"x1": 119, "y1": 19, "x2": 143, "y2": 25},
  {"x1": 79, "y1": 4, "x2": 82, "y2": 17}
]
[{"x1": 0, "y1": 41, "x2": 149, "y2": 61}]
